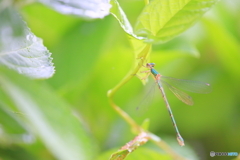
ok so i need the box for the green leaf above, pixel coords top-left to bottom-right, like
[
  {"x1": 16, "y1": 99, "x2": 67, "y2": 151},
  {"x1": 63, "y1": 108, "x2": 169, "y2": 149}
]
[
  {"x1": 0, "y1": 7, "x2": 55, "y2": 79},
  {"x1": 129, "y1": 38, "x2": 152, "y2": 85},
  {"x1": 110, "y1": 0, "x2": 144, "y2": 40},
  {"x1": 152, "y1": 36, "x2": 200, "y2": 57},
  {"x1": 0, "y1": 67, "x2": 96, "y2": 160},
  {"x1": 39, "y1": 0, "x2": 112, "y2": 19},
  {"x1": 134, "y1": 0, "x2": 219, "y2": 43}
]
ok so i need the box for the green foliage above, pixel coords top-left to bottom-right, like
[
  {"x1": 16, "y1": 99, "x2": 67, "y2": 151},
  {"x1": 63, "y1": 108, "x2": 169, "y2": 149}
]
[
  {"x1": 0, "y1": 0, "x2": 239, "y2": 160},
  {"x1": 0, "y1": 67, "x2": 96, "y2": 160}
]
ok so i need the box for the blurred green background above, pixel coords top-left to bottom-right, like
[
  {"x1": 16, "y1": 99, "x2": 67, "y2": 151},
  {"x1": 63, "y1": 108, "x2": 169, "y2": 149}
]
[{"x1": 1, "y1": 0, "x2": 240, "y2": 160}]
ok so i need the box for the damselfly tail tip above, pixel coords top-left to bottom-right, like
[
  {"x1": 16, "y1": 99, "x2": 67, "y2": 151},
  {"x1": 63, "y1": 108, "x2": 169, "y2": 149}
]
[{"x1": 177, "y1": 135, "x2": 185, "y2": 146}]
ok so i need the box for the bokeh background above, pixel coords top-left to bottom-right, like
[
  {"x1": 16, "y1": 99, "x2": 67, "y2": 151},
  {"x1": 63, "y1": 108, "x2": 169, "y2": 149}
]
[{"x1": 1, "y1": 0, "x2": 240, "y2": 160}]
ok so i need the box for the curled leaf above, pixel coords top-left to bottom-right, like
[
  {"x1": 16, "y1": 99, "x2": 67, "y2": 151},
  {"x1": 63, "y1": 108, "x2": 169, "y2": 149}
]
[{"x1": 110, "y1": 0, "x2": 144, "y2": 40}]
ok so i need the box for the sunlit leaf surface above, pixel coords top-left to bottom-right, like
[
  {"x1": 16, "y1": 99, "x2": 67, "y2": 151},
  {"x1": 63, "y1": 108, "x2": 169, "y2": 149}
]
[{"x1": 134, "y1": 0, "x2": 219, "y2": 43}]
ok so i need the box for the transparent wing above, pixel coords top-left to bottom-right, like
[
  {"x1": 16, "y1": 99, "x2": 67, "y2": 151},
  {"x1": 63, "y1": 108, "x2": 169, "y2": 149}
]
[
  {"x1": 162, "y1": 80, "x2": 194, "y2": 106},
  {"x1": 136, "y1": 80, "x2": 157, "y2": 115},
  {"x1": 161, "y1": 76, "x2": 212, "y2": 94}
]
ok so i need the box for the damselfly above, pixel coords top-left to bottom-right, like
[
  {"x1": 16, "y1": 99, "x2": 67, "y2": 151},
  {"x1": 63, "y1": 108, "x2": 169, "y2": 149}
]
[{"x1": 142, "y1": 63, "x2": 211, "y2": 146}]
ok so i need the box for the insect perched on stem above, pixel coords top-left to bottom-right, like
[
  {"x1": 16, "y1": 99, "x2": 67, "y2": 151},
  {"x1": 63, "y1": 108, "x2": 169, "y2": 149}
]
[{"x1": 141, "y1": 63, "x2": 211, "y2": 146}]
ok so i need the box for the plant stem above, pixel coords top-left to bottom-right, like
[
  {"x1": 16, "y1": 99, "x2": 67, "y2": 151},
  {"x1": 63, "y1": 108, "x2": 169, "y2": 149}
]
[{"x1": 108, "y1": 97, "x2": 142, "y2": 133}]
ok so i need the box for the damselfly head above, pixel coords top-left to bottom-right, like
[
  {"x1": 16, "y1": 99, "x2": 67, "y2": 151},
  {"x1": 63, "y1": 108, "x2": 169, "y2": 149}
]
[{"x1": 146, "y1": 63, "x2": 155, "y2": 68}]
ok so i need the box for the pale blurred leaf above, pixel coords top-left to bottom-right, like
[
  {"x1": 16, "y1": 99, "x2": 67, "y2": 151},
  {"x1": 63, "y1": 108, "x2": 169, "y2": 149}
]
[
  {"x1": 0, "y1": 7, "x2": 55, "y2": 79},
  {"x1": 39, "y1": 0, "x2": 112, "y2": 19}
]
